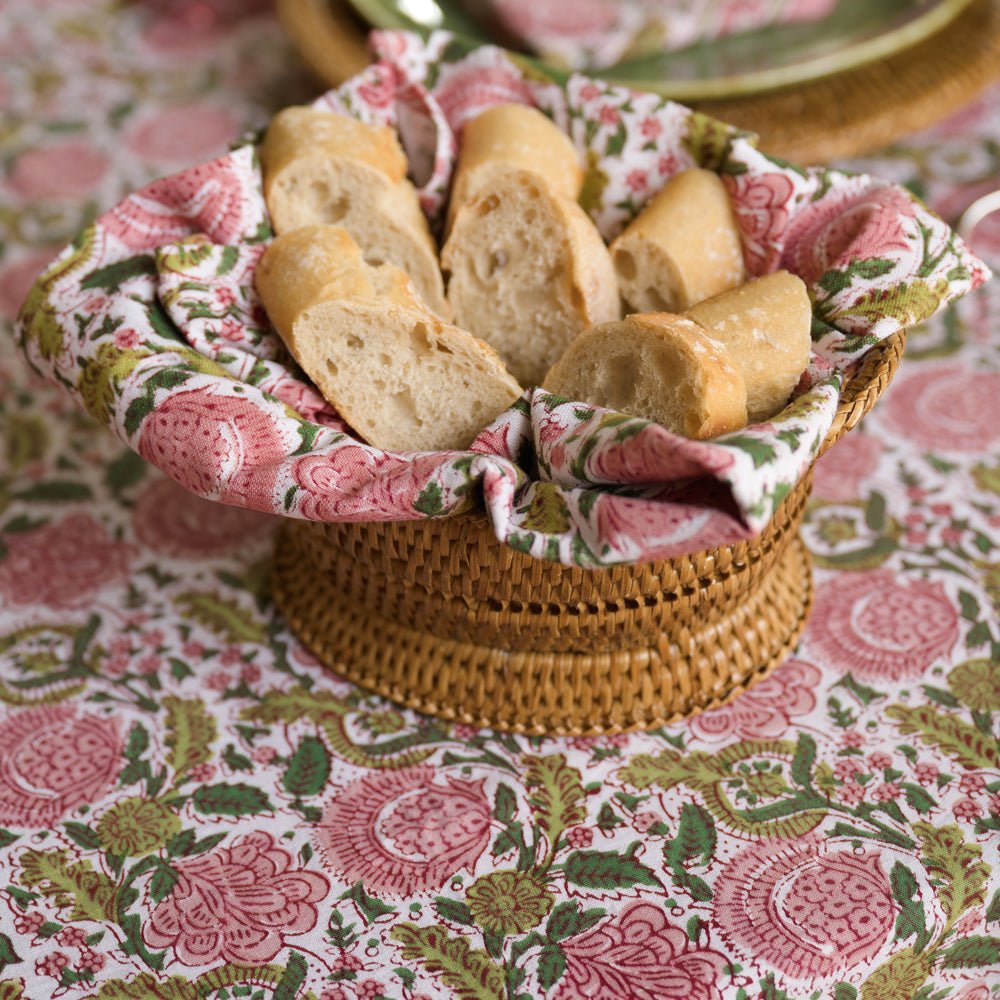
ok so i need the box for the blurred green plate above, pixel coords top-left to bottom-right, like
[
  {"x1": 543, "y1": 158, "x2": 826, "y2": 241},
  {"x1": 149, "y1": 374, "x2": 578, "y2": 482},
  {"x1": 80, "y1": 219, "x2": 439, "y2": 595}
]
[{"x1": 343, "y1": 0, "x2": 975, "y2": 99}]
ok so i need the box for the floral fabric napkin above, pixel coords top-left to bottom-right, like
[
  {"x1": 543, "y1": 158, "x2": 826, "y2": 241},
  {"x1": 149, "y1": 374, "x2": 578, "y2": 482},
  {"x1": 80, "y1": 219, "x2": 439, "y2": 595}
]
[{"x1": 16, "y1": 31, "x2": 989, "y2": 567}]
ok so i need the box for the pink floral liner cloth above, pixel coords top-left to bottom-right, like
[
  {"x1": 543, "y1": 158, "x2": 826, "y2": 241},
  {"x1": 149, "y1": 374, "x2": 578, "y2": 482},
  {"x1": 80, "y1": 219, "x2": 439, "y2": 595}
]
[
  {"x1": 15, "y1": 31, "x2": 989, "y2": 567},
  {"x1": 462, "y1": 0, "x2": 838, "y2": 71}
]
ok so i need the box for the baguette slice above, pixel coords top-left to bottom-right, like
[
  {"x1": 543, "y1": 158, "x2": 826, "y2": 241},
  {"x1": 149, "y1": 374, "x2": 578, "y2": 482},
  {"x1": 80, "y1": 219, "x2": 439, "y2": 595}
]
[
  {"x1": 261, "y1": 107, "x2": 448, "y2": 316},
  {"x1": 256, "y1": 228, "x2": 522, "y2": 452},
  {"x1": 543, "y1": 312, "x2": 748, "y2": 440},
  {"x1": 685, "y1": 271, "x2": 812, "y2": 423},
  {"x1": 610, "y1": 168, "x2": 746, "y2": 313},
  {"x1": 447, "y1": 103, "x2": 583, "y2": 233},
  {"x1": 442, "y1": 167, "x2": 620, "y2": 387}
]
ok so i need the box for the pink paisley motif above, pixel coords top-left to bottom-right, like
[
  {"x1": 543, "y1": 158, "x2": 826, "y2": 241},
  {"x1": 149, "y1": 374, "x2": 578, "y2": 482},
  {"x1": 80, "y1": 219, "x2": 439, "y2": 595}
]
[
  {"x1": 714, "y1": 835, "x2": 896, "y2": 979},
  {"x1": 433, "y1": 58, "x2": 536, "y2": 134},
  {"x1": 807, "y1": 569, "x2": 958, "y2": 681},
  {"x1": 100, "y1": 152, "x2": 249, "y2": 251},
  {"x1": 9, "y1": 140, "x2": 109, "y2": 199},
  {"x1": 554, "y1": 901, "x2": 727, "y2": 1000},
  {"x1": 689, "y1": 659, "x2": 823, "y2": 742},
  {"x1": 585, "y1": 424, "x2": 736, "y2": 483},
  {"x1": 781, "y1": 184, "x2": 918, "y2": 286},
  {"x1": 724, "y1": 169, "x2": 796, "y2": 275},
  {"x1": 132, "y1": 476, "x2": 276, "y2": 558},
  {"x1": 0, "y1": 706, "x2": 121, "y2": 828},
  {"x1": 596, "y1": 494, "x2": 749, "y2": 561},
  {"x1": 0, "y1": 512, "x2": 135, "y2": 610},
  {"x1": 293, "y1": 447, "x2": 446, "y2": 521},
  {"x1": 881, "y1": 364, "x2": 1000, "y2": 452},
  {"x1": 136, "y1": 385, "x2": 288, "y2": 507},
  {"x1": 144, "y1": 831, "x2": 329, "y2": 965},
  {"x1": 314, "y1": 766, "x2": 491, "y2": 897},
  {"x1": 811, "y1": 432, "x2": 883, "y2": 502}
]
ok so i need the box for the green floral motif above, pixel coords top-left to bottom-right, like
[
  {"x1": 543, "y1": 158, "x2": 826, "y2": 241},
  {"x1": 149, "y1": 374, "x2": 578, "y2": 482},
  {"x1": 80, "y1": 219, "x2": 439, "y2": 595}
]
[
  {"x1": 465, "y1": 869, "x2": 554, "y2": 935},
  {"x1": 96, "y1": 797, "x2": 181, "y2": 857},
  {"x1": 815, "y1": 514, "x2": 859, "y2": 545},
  {"x1": 971, "y1": 461, "x2": 1000, "y2": 494},
  {"x1": 947, "y1": 658, "x2": 1000, "y2": 712}
]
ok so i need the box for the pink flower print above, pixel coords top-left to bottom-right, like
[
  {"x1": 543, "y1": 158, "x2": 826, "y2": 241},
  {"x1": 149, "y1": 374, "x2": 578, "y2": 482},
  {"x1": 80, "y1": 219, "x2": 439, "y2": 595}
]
[
  {"x1": 811, "y1": 432, "x2": 883, "y2": 502},
  {"x1": 355, "y1": 982, "x2": 383, "y2": 1000},
  {"x1": 125, "y1": 103, "x2": 240, "y2": 165},
  {"x1": 9, "y1": 140, "x2": 109, "y2": 199},
  {"x1": 215, "y1": 285, "x2": 237, "y2": 307},
  {"x1": 142, "y1": 630, "x2": 165, "y2": 648},
  {"x1": 240, "y1": 663, "x2": 261, "y2": 684},
  {"x1": 554, "y1": 901, "x2": 727, "y2": 1000},
  {"x1": 953, "y1": 798, "x2": 983, "y2": 822},
  {"x1": 0, "y1": 513, "x2": 135, "y2": 610},
  {"x1": 954, "y1": 909, "x2": 983, "y2": 937},
  {"x1": 632, "y1": 811, "x2": 658, "y2": 833},
  {"x1": 781, "y1": 185, "x2": 918, "y2": 287},
  {"x1": 579, "y1": 83, "x2": 602, "y2": 102},
  {"x1": 640, "y1": 116, "x2": 663, "y2": 139},
  {"x1": 75, "y1": 948, "x2": 106, "y2": 974},
  {"x1": 136, "y1": 385, "x2": 289, "y2": 507},
  {"x1": 913, "y1": 761, "x2": 939, "y2": 785},
  {"x1": 315, "y1": 767, "x2": 490, "y2": 896},
  {"x1": 807, "y1": 570, "x2": 958, "y2": 681},
  {"x1": 941, "y1": 527, "x2": 964, "y2": 544},
  {"x1": 356, "y1": 60, "x2": 405, "y2": 110},
  {"x1": 930, "y1": 503, "x2": 952, "y2": 516},
  {"x1": 187, "y1": 763, "x2": 215, "y2": 782},
  {"x1": 724, "y1": 169, "x2": 796, "y2": 274},
  {"x1": 833, "y1": 758, "x2": 866, "y2": 783},
  {"x1": 841, "y1": 730, "x2": 864, "y2": 748},
  {"x1": 182, "y1": 641, "x2": 204, "y2": 659},
  {"x1": 566, "y1": 827, "x2": 593, "y2": 849},
  {"x1": 871, "y1": 782, "x2": 901, "y2": 802},
  {"x1": 320, "y1": 989, "x2": 350, "y2": 1000},
  {"x1": 144, "y1": 831, "x2": 329, "y2": 965},
  {"x1": 14, "y1": 911, "x2": 45, "y2": 936},
  {"x1": 690, "y1": 659, "x2": 822, "y2": 742},
  {"x1": 218, "y1": 317, "x2": 245, "y2": 342},
  {"x1": 715, "y1": 835, "x2": 896, "y2": 978},
  {"x1": 958, "y1": 773, "x2": 986, "y2": 795},
  {"x1": 219, "y1": 645, "x2": 245, "y2": 667},
  {"x1": 35, "y1": 952, "x2": 70, "y2": 979},
  {"x1": 132, "y1": 476, "x2": 275, "y2": 559},
  {"x1": 114, "y1": 327, "x2": 142, "y2": 350},
  {"x1": 136, "y1": 654, "x2": 162, "y2": 675},
  {"x1": 598, "y1": 105, "x2": 620, "y2": 127},
  {"x1": 293, "y1": 447, "x2": 447, "y2": 521},
  {"x1": 868, "y1": 752, "x2": 892, "y2": 770},
  {"x1": 626, "y1": 169, "x2": 647, "y2": 193},
  {"x1": 433, "y1": 60, "x2": 535, "y2": 134},
  {"x1": 0, "y1": 705, "x2": 121, "y2": 828},
  {"x1": 205, "y1": 671, "x2": 231, "y2": 691},
  {"x1": 100, "y1": 152, "x2": 250, "y2": 251},
  {"x1": 658, "y1": 153, "x2": 678, "y2": 176},
  {"x1": 252, "y1": 746, "x2": 277, "y2": 764},
  {"x1": 882, "y1": 365, "x2": 1000, "y2": 453},
  {"x1": 838, "y1": 781, "x2": 865, "y2": 806},
  {"x1": 332, "y1": 953, "x2": 364, "y2": 972}
]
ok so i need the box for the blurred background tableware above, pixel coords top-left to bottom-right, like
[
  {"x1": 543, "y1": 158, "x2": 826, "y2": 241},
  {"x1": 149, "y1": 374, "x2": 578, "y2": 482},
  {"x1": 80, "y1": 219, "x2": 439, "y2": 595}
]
[{"x1": 278, "y1": 0, "x2": 1000, "y2": 161}]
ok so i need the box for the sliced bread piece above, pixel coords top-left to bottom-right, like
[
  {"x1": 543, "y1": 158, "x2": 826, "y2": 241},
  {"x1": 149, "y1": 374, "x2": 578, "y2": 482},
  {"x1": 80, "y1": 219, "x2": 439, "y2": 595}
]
[
  {"x1": 446, "y1": 103, "x2": 583, "y2": 232},
  {"x1": 543, "y1": 312, "x2": 748, "y2": 440},
  {"x1": 261, "y1": 107, "x2": 448, "y2": 316},
  {"x1": 685, "y1": 270, "x2": 812, "y2": 423},
  {"x1": 442, "y1": 167, "x2": 620, "y2": 387},
  {"x1": 610, "y1": 167, "x2": 746, "y2": 313},
  {"x1": 256, "y1": 227, "x2": 522, "y2": 452}
]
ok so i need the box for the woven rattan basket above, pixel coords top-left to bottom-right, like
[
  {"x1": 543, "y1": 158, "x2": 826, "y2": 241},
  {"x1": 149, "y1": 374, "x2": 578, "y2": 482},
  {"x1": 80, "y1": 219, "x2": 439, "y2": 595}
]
[{"x1": 271, "y1": 329, "x2": 905, "y2": 735}]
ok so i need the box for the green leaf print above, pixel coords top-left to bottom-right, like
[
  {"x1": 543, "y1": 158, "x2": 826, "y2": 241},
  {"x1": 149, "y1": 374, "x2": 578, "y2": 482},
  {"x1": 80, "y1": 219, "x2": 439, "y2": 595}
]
[
  {"x1": 523, "y1": 754, "x2": 587, "y2": 858},
  {"x1": 561, "y1": 849, "x2": 662, "y2": 890},
  {"x1": 938, "y1": 935, "x2": 1000, "y2": 969},
  {"x1": 173, "y1": 592, "x2": 267, "y2": 646},
  {"x1": 163, "y1": 696, "x2": 216, "y2": 783},
  {"x1": 389, "y1": 923, "x2": 505, "y2": 1000},
  {"x1": 18, "y1": 848, "x2": 117, "y2": 922},
  {"x1": 282, "y1": 734, "x2": 331, "y2": 798},
  {"x1": 885, "y1": 704, "x2": 1000, "y2": 769},
  {"x1": 190, "y1": 783, "x2": 272, "y2": 817}
]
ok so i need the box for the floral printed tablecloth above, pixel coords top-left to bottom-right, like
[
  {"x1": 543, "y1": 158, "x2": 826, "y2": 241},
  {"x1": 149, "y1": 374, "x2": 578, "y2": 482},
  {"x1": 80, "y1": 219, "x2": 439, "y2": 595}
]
[{"x1": 0, "y1": 2, "x2": 998, "y2": 999}]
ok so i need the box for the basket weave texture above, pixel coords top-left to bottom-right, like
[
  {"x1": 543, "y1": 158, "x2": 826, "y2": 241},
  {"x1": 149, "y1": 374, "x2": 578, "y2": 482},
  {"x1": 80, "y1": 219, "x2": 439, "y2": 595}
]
[{"x1": 271, "y1": 331, "x2": 905, "y2": 735}]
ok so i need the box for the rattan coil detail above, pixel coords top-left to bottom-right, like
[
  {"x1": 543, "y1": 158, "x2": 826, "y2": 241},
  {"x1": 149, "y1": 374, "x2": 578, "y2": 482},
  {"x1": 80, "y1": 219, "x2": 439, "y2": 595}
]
[{"x1": 270, "y1": 332, "x2": 906, "y2": 735}]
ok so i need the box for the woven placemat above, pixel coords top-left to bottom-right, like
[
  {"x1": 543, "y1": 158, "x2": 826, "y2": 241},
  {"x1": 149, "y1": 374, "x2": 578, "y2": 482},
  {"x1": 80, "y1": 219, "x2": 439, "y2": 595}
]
[{"x1": 278, "y1": 0, "x2": 1000, "y2": 163}]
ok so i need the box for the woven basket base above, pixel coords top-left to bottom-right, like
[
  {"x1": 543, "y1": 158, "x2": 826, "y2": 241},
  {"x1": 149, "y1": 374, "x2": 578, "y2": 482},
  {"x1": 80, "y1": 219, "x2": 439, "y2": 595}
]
[{"x1": 271, "y1": 525, "x2": 814, "y2": 735}]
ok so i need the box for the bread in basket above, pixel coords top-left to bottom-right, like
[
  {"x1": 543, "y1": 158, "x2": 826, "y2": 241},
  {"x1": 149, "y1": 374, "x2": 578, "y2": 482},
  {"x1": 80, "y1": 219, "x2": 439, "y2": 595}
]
[{"x1": 16, "y1": 32, "x2": 989, "y2": 735}]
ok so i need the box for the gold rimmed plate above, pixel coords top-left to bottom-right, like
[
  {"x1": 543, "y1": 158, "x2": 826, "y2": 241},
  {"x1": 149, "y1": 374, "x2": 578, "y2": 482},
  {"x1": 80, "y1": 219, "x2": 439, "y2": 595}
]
[{"x1": 343, "y1": 0, "x2": 975, "y2": 100}]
